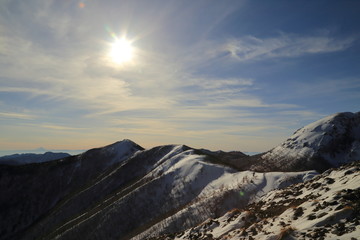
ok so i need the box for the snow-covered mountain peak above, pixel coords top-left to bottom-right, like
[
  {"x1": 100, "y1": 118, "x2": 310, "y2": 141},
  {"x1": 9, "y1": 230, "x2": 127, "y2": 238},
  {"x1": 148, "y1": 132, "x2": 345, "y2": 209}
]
[
  {"x1": 256, "y1": 112, "x2": 360, "y2": 172},
  {"x1": 78, "y1": 139, "x2": 144, "y2": 167},
  {"x1": 103, "y1": 139, "x2": 143, "y2": 154}
]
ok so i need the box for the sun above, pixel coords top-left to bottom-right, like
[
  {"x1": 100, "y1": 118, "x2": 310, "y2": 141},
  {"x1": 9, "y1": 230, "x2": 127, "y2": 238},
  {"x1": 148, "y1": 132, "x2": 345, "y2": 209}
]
[{"x1": 109, "y1": 38, "x2": 134, "y2": 64}]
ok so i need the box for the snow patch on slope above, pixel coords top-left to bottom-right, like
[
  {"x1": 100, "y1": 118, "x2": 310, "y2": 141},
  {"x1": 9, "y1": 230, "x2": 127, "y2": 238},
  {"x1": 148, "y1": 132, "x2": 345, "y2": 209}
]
[
  {"x1": 259, "y1": 112, "x2": 360, "y2": 171},
  {"x1": 170, "y1": 161, "x2": 360, "y2": 240},
  {"x1": 131, "y1": 169, "x2": 316, "y2": 240}
]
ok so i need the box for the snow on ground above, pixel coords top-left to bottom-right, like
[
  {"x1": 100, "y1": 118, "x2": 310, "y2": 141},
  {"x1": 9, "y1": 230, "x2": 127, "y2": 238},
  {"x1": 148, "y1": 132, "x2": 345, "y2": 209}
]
[
  {"x1": 131, "y1": 148, "x2": 316, "y2": 240},
  {"x1": 97, "y1": 139, "x2": 143, "y2": 166},
  {"x1": 261, "y1": 112, "x2": 360, "y2": 170},
  {"x1": 166, "y1": 161, "x2": 360, "y2": 240}
]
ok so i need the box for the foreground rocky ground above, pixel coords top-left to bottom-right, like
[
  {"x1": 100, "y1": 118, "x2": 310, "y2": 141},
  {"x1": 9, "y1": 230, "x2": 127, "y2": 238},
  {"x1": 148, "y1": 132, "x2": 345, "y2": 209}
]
[{"x1": 155, "y1": 160, "x2": 360, "y2": 240}]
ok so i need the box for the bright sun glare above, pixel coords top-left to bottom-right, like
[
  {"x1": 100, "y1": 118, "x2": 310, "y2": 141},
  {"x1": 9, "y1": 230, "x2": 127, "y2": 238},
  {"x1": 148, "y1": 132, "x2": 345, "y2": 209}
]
[{"x1": 109, "y1": 38, "x2": 134, "y2": 64}]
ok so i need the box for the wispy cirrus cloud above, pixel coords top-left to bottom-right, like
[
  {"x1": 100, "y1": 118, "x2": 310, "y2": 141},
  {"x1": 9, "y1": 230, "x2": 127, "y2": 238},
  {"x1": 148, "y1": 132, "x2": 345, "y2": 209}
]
[
  {"x1": 0, "y1": 18, "x2": 317, "y2": 151},
  {"x1": 0, "y1": 112, "x2": 36, "y2": 120},
  {"x1": 1, "y1": 0, "x2": 358, "y2": 152},
  {"x1": 30, "y1": 123, "x2": 87, "y2": 131},
  {"x1": 223, "y1": 34, "x2": 355, "y2": 62}
]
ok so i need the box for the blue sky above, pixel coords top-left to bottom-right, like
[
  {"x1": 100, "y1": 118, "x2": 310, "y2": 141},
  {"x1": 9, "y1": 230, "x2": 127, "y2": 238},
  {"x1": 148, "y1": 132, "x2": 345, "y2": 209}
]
[{"x1": 0, "y1": 0, "x2": 359, "y2": 152}]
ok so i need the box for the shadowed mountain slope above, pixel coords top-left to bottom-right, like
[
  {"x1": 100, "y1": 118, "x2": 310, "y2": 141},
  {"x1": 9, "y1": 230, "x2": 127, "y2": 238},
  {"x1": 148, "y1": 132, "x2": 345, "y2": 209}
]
[
  {"x1": 0, "y1": 140, "x2": 143, "y2": 240},
  {"x1": 0, "y1": 112, "x2": 359, "y2": 240}
]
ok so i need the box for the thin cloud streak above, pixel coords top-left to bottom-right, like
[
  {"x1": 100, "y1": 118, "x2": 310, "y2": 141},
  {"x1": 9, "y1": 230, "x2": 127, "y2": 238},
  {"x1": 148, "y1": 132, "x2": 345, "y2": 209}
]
[
  {"x1": 35, "y1": 124, "x2": 87, "y2": 131},
  {"x1": 0, "y1": 112, "x2": 36, "y2": 120},
  {"x1": 224, "y1": 34, "x2": 354, "y2": 62}
]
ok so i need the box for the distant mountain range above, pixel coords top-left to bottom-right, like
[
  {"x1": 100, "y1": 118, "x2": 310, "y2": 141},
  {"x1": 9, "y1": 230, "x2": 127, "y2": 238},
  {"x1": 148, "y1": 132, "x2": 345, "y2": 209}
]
[
  {"x1": 0, "y1": 152, "x2": 71, "y2": 165},
  {"x1": 0, "y1": 112, "x2": 359, "y2": 240},
  {"x1": 0, "y1": 148, "x2": 84, "y2": 158}
]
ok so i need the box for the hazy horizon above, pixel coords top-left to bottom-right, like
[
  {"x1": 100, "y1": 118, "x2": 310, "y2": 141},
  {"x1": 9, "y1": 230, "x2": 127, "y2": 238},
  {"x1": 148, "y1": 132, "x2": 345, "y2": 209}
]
[{"x1": 1, "y1": 0, "x2": 359, "y2": 152}]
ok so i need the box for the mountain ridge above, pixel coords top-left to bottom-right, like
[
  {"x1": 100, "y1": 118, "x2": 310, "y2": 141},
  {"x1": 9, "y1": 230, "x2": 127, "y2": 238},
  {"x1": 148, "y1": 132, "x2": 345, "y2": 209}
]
[{"x1": 0, "y1": 112, "x2": 359, "y2": 240}]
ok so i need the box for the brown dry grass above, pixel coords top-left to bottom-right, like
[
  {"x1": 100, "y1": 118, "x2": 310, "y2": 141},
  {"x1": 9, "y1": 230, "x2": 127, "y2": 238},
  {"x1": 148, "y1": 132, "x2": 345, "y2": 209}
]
[{"x1": 277, "y1": 226, "x2": 296, "y2": 240}]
